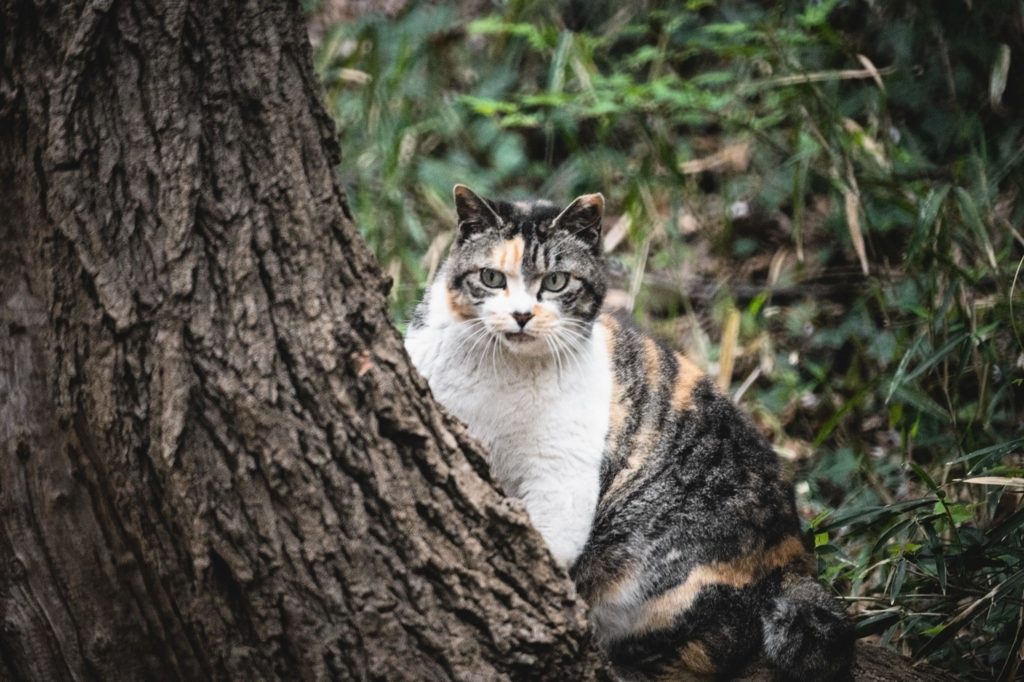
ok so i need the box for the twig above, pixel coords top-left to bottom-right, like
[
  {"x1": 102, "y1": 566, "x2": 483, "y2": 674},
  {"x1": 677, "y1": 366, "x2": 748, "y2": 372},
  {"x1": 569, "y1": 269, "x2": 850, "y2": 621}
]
[
  {"x1": 733, "y1": 366, "x2": 761, "y2": 403},
  {"x1": 739, "y1": 65, "x2": 897, "y2": 91}
]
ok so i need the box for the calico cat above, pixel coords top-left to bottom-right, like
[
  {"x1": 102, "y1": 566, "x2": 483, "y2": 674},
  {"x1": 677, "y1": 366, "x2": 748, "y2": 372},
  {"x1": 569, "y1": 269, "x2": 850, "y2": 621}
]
[{"x1": 404, "y1": 186, "x2": 855, "y2": 681}]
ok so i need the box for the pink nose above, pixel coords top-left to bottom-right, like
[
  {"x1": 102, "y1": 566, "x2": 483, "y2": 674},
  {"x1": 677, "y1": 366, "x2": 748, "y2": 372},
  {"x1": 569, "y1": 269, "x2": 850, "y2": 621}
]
[{"x1": 512, "y1": 312, "x2": 533, "y2": 329}]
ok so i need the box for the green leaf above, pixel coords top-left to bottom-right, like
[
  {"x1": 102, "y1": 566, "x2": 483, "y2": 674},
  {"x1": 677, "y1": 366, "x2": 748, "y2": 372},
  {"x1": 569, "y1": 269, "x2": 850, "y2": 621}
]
[
  {"x1": 548, "y1": 30, "x2": 573, "y2": 93},
  {"x1": 891, "y1": 385, "x2": 950, "y2": 422},
  {"x1": 886, "y1": 334, "x2": 926, "y2": 403},
  {"x1": 890, "y1": 558, "x2": 908, "y2": 599},
  {"x1": 954, "y1": 187, "x2": 998, "y2": 271},
  {"x1": 947, "y1": 436, "x2": 1024, "y2": 472},
  {"x1": 908, "y1": 461, "x2": 938, "y2": 491},
  {"x1": 915, "y1": 568, "x2": 1024, "y2": 658},
  {"x1": 934, "y1": 552, "x2": 948, "y2": 594},
  {"x1": 895, "y1": 331, "x2": 971, "y2": 399},
  {"x1": 798, "y1": 0, "x2": 840, "y2": 27},
  {"x1": 870, "y1": 518, "x2": 914, "y2": 556},
  {"x1": 467, "y1": 17, "x2": 553, "y2": 51},
  {"x1": 820, "y1": 498, "x2": 934, "y2": 532},
  {"x1": 987, "y1": 507, "x2": 1024, "y2": 545},
  {"x1": 459, "y1": 95, "x2": 518, "y2": 117},
  {"x1": 702, "y1": 22, "x2": 749, "y2": 37},
  {"x1": 907, "y1": 184, "x2": 949, "y2": 259},
  {"x1": 946, "y1": 503, "x2": 973, "y2": 525}
]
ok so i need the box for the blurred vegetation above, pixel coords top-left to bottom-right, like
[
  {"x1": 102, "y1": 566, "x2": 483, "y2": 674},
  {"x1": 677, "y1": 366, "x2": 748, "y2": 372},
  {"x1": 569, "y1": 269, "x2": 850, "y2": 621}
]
[{"x1": 311, "y1": 0, "x2": 1024, "y2": 677}]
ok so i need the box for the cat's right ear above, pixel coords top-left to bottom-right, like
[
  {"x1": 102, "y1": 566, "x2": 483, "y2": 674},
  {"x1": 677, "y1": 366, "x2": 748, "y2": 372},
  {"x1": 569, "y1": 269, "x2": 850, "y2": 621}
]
[{"x1": 453, "y1": 184, "x2": 500, "y2": 242}]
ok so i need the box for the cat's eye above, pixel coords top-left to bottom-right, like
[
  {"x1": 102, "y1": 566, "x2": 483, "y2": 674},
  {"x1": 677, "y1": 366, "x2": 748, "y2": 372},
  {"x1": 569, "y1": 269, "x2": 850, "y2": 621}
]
[
  {"x1": 480, "y1": 268, "x2": 507, "y2": 288},
  {"x1": 541, "y1": 271, "x2": 570, "y2": 292}
]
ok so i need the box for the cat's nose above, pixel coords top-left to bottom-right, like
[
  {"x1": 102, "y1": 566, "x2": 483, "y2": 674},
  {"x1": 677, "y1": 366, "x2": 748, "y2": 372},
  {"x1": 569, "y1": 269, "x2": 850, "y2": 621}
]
[{"x1": 512, "y1": 312, "x2": 534, "y2": 329}]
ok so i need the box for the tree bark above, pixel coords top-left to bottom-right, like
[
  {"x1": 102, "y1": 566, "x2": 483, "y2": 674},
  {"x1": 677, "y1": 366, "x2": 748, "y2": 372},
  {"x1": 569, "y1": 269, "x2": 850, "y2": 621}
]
[
  {"x1": 0, "y1": 1, "x2": 956, "y2": 680},
  {"x1": 0, "y1": 1, "x2": 600, "y2": 679}
]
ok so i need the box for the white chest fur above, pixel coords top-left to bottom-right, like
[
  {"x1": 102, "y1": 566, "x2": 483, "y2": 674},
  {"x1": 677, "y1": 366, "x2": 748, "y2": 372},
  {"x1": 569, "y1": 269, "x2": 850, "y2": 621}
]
[{"x1": 406, "y1": 306, "x2": 612, "y2": 566}]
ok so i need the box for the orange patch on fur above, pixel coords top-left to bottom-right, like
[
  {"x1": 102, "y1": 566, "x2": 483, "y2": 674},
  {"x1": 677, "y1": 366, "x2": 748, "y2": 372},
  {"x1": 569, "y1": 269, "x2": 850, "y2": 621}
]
[
  {"x1": 678, "y1": 642, "x2": 716, "y2": 676},
  {"x1": 629, "y1": 535, "x2": 807, "y2": 636},
  {"x1": 642, "y1": 337, "x2": 662, "y2": 386},
  {"x1": 603, "y1": 334, "x2": 664, "y2": 499},
  {"x1": 601, "y1": 323, "x2": 707, "y2": 500},
  {"x1": 609, "y1": 394, "x2": 628, "y2": 446},
  {"x1": 599, "y1": 314, "x2": 638, "y2": 497},
  {"x1": 602, "y1": 316, "x2": 628, "y2": 442},
  {"x1": 657, "y1": 641, "x2": 717, "y2": 681},
  {"x1": 446, "y1": 288, "x2": 476, "y2": 321},
  {"x1": 604, "y1": 425, "x2": 656, "y2": 499},
  {"x1": 671, "y1": 353, "x2": 704, "y2": 411},
  {"x1": 491, "y1": 236, "x2": 525, "y2": 273},
  {"x1": 585, "y1": 562, "x2": 640, "y2": 604},
  {"x1": 531, "y1": 305, "x2": 556, "y2": 325}
]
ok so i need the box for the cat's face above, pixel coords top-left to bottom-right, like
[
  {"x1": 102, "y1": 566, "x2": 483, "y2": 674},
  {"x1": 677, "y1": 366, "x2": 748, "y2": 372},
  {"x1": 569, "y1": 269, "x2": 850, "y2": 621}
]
[{"x1": 441, "y1": 185, "x2": 607, "y2": 358}]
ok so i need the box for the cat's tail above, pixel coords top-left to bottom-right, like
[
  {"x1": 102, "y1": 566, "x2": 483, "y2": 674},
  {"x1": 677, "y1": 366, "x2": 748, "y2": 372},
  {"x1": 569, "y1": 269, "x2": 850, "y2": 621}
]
[{"x1": 761, "y1": 575, "x2": 856, "y2": 682}]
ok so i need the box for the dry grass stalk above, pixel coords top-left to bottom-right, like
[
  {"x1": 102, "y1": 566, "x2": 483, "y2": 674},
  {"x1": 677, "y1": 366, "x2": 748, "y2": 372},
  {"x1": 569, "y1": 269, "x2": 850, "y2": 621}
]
[{"x1": 718, "y1": 307, "x2": 741, "y2": 391}]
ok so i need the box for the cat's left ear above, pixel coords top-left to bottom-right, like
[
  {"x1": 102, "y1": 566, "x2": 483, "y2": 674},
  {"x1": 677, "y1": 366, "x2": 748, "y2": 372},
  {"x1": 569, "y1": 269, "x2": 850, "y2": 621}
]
[{"x1": 553, "y1": 193, "x2": 605, "y2": 252}]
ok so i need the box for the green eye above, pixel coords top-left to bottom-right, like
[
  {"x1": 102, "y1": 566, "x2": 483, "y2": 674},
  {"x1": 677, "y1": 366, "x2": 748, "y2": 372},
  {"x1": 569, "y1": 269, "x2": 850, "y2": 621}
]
[
  {"x1": 541, "y1": 271, "x2": 570, "y2": 292},
  {"x1": 480, "y1": 268, "x2": 507, "y2": 288}
]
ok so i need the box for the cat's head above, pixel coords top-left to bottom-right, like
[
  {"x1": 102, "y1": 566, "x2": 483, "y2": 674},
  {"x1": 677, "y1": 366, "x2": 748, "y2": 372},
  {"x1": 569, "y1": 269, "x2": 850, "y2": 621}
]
[{"x1": 440, "y1": 184, "x2": 607, "y2": 357}]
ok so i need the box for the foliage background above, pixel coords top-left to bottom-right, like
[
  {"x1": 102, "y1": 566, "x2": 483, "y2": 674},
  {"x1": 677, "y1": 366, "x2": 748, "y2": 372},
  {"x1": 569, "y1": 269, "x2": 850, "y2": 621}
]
[{"x1": 309, "y1": 1, "x2": 1024, "y2": 678}]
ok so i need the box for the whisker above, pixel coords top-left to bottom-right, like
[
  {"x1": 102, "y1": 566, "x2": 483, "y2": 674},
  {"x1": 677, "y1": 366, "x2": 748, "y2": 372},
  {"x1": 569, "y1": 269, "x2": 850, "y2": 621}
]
[
  {"x1": 557, "y1": 337, "x2": 582, "y2": 379},
  {"x1": 489, "y1": 332, "x2": 502, "y2": 378},
  {"x1": 556, "y1": 327, "x2": 593, "y2": 349},
  {"x1": 544, "y1": 335, "x2": 564, "y2": 381},
  {"x1": 560, "y1": 319, "x2": 593, "y2": 331},
  {"x1": 556, "y1": 331, "x2": 589, "y2": 377},
  {"x1": 447, "y1": 323, "x2": 492, "y2": 362}
]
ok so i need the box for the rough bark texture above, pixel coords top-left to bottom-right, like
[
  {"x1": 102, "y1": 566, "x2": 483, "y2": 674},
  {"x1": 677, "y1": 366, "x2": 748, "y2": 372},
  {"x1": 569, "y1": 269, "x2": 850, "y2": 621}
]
[
  {"x1": 0, "y1": 1, "x2": 599, "y2": 679},
  {"x1": 0, "y1": 0, "x2": 958, "y2": 680}
]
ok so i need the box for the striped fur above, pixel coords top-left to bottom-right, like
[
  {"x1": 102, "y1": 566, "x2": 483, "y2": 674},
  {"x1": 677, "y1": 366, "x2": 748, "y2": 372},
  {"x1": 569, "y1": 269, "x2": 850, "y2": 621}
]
[{"x1": 406, "y1": 187, "x2": 854, "y2": 681}]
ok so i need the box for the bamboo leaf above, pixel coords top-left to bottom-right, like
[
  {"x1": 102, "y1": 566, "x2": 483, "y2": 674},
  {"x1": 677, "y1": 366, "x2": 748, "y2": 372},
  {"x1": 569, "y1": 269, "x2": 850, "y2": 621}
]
[
  {"x1": 908, "y1": 184, "x2": 950, "y2": 259},
  {"x1": 989, "y1": 43, "x2": 1011, "y2": 109},
  {"x1": 844, "y1": 187, "x2": 869, "y2": 275},
  {"x1": 915, "y1": 568, "x2": 1024, "y2": 659},
  {"x1": 954, "y1": 187, "x2": 998, "y2": 271},
  {"x1": 959, "y1": 476, "x2": 1024, "y2": 489}
]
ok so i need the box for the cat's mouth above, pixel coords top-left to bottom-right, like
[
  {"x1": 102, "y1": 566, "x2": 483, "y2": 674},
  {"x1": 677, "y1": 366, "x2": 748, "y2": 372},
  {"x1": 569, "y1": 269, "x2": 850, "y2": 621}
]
[{"x1": 503, "y1": 331, "x2": 535, "y2": 344}]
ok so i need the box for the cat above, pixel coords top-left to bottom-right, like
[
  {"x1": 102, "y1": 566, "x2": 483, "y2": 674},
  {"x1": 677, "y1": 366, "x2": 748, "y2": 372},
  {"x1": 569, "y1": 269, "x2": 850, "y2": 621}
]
[{"x1": 404, "y1": 185, "x2": 855, "y2": 681}]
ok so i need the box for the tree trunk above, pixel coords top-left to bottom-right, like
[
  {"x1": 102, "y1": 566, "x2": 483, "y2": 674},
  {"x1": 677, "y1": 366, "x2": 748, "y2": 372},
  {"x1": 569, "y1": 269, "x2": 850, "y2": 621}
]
[
  {"x1": 0, "y1": 1, "x2": 956, "y2": 680},
  {"x1": 0, "y1": 1, "x2": 599, "y2": 679}
]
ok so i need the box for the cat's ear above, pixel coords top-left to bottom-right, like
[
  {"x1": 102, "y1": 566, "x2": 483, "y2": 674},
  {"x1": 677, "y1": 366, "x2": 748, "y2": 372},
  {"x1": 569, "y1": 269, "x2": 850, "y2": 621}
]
[
  {"x1": 553, "y1": 193, "x2": 605, "y2": 252},
  {"x1": 453, "y1": 184, "x2": 500, "y2": 241}
]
